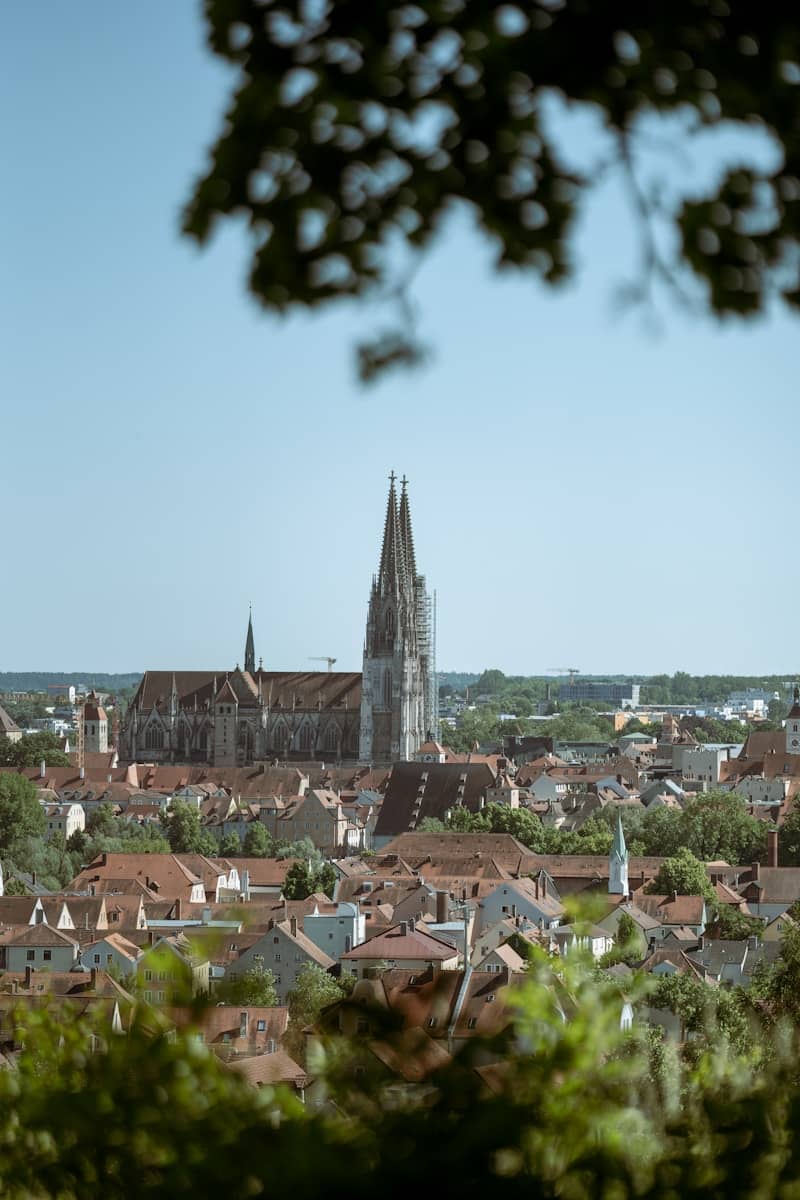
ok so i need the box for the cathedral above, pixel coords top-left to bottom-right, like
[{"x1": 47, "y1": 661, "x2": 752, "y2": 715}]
[{"x1": 119, "y1": 475, "x2": 436, "y2": 766}]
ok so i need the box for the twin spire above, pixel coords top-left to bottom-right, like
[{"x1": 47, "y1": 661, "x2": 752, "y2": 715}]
[{"x1": 377, "y1": 471, "x2": 417, "y2": 596}]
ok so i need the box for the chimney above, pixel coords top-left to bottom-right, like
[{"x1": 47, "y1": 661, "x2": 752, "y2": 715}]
[
  {"x1": 174, "y1": 899, "x2": 182, "y2": 921},
  {"x1": 617, "y1": 774, "x2": 623, "y2": 785},
  {"x1": 290, "y1": 916, "x2": 298, "y2": 936},
  {"x1": 24, "y1": 966, "x2": 33, "y2": 989},
  {"x1": 90, "y1": 968, "x2": 98, "y2": 990},
  {"x1": 768, "y1": 828, "x2": 779, "y2": 869},
  {"x1": 534, "y1": 878, "x2": 539, "y2": 900},
  {"x1": 752, "y1": 861, "x2": 760, "y2": 883},
  {"x1": 40, "y1": 760, "x2": 46, "y2": 779},
  {"x1": 436, "y1": 890, "x2": 448, "y2": 924},
  {"x1": 79, "y1": 766, "x2": 85, "y2": 780},
  {"x1": 240, "y1": 1010, "x2": 248, "y2": 1039},
  {"x1": 408, "y1": 917, "x2": 415, "y2": 932},
  {"x1": 670, "y1": 890, "x2": 678, "y2": 903},
  {"x1": 399, "y1": 921, "x2": 408, "y2": 936},
  {"x1": 511, "y1": 904, "x2": 517, "y2": 919}
]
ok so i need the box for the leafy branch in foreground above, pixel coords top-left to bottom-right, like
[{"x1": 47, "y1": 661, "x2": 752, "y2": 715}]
[
  {"x1": 184, "y1": 1, "x2": 800, "y2": 381},
  {"x1": 1, "y1": 947, "x2": 800, "y2": 1198}
]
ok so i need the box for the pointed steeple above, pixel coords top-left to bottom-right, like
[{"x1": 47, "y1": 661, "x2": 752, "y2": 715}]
[
  {"x1": 244, "y1": 607, "x2": 256, "y2": 674},
  {"x1": 609, "y1": 810, "x2": 629, "y2": 897},
  {"x1": 376, "y1": 471, "x2": 406, "y2": 595},
  {"x1": 398, "y1": 475, "x2": 418, "y2": 583}
]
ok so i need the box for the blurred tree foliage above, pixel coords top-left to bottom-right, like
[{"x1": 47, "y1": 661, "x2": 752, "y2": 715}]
[
  {"x1": 185, "y1": 1, "x2": 800, "y2": 381},
  {"x1": 6, "y1": 948, "x2": 800, "y2": 1198}
]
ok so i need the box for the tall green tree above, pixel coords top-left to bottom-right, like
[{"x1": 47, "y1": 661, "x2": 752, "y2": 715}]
[
  {"x1": 647, "y1": 847, "x2": 715, "y2": 903},
  {"x1": 216, "y1": 966, "x2": 278, "y2": 1007},
  {"x1": 0, "y1": 732, "x2": 69, "y2": 767},
  {"x1": 0, "y1": 774, "x2": 45, "y2": 851},
  {"x1": 218, "y1": 831, "x2": 243, "y2": 857},
  {"x1": 161, "y1": 801, "x2": 217, "y2": 856},
  {"x1": 242, "y1": 822, "x2": 273, "y2": 858},
  {"x1": 285, "y1": 963, "x2": 350, "y2": 1060}
]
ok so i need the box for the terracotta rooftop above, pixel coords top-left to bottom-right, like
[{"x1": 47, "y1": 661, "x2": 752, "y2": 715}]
[{"x1": 342, "y1": 922, "x2": 459, "y2": 961}]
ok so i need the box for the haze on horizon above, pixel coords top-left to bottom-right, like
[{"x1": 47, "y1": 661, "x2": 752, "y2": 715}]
[{"x1": 2, "y1": 3, "x2": 795, "y2": 680}]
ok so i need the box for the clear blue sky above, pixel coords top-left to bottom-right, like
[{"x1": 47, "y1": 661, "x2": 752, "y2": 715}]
[{"x1": 1, "y1": 3, "x2": 795, "y2": 678}]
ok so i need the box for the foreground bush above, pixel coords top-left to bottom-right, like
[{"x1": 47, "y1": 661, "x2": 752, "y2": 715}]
[{"x1": 1, "y1": 958, "x2": 799, "y2": 1199}]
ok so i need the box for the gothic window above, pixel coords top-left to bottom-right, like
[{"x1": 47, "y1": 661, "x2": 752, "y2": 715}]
[
  {"x1": 324, "y1": 724, "x2": 338, "y2": 752},
  {"x1": 273, "y1": 725, "x2": 287, "y2": 752},
  {"x1": 299, "y1": 724, "x2": 313, "y2": 752},
  {"x1": 383, "y1": 668, "x2": 392, "y2": 709},
  {"x1": 145, "y1": 724, "x2": 164, "y2": 750},
  {"x1": 198, "y1": 730, "x2": 208, "y2": 751},
  {"x1": 384, "y1": 607, "x2": 395, "y2": 640}
]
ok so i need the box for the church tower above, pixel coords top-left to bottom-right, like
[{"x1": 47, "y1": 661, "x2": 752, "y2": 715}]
[
  {"x1": 609, "y1": 811, "x2": 629, "y2": 897},
  {"x1": 244, "y1": 608, "x2": 256, "y2": 675},
  {"x1": 359, "y1": 474, "x2": 433, "y2": 763},
  {"x1": 786, "y1": 686, "x2": 800, "y2": 756}
]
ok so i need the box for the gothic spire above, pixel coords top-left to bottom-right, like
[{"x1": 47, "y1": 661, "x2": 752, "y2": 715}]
[
  {"x1": 398, "y1": 475, "x2": 418, "y2": 583},
  {"x1": 244, "y1": 606, "x2": 256, "y2": 674},
  {"x1": 376, "y1": 471, "x2": 406, "y2": 594}
]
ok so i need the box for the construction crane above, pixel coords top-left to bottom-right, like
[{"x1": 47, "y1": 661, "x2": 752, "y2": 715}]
[
  {"x1": 547, "y1": 667, "x2": 581, "y2": 683},
  {"x1": 309, "y1": 656, "x2": 337, "y2": 672}
]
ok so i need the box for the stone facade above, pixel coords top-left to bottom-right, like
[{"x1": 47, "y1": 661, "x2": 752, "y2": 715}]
[{"x1": 119, "y1": 477, "x2": 435, "y2": 767}]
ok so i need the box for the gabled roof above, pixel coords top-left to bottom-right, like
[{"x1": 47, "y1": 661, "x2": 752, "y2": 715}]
[
  {"x1": 341, "y1": 922, "x2": 458, "y2": 961},
  {"x1": 634, "y1": 894, "x2": 706, "y2": 926},
  {"x1": 8, "y1": 924, "x2": 79, "y2": 948}
]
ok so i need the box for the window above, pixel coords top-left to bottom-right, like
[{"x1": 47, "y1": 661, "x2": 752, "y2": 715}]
[
  {"x1": 144, "y1": 970, "x2": 153, "y2": 982},
  {"x1": 427, "y1": 1017, "x2": 437, "y2": 1028},
  {"x1": 93, "y1": 954, "x2": 101, "y2": 964},
  {"x1": 144, "y1": 990, "x2": 153, "y2": 1002},
  {"x1": 273, "y1": 937, "x2": 279, "y2": 945},
  {"x1": 26, "y1": 951, "x2": 35, "y2": 962},
  {"x1": 257, "y1": 1020, "x2": 266, "y2": 1032},
  {"x1": 157, "y1": 991, "x2": 165, "y2": 1002},
  {"x1": 107, "y1": 955, "x2": 113, "y2": 965},
  {"x1": 43, "y1": 951, "x2": 52, "y2": 962},
  {"x1": 275, "y1": 954, "x2": 281, "y2": 962},
  {"x1": 145, "y1": 725, "x2": 164, "y2": 750},
  {"x1": 229, "y1": 943, "x2": 237, "y2": 951},
  {"x1": 275, "y1": 975, "x2": 281, "y2": 985}
]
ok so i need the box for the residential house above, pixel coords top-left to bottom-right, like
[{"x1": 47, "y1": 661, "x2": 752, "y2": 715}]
[
  {"x1": 6, "y1": 925, "x2": 79, "y2": 972},
  {"x1": 259, "y1": 789, "x2": 349, "y2": 855},
  {"x1": 226, "y1": 918, "x2": 335, "y2": 1005},
  {"x1": 478, "y1": 878, "x2": 563, "y2": 935},
  {"x1": 738, "y1": 865, "x2": 800, "y2": 920},
  {"x1": 70, "y1": 853, "x2": 207, "y2": 904},
  {"x1": 170, "y1": 1005, "x2": 289, "y2": 1060},
  {"x1": 475, "y1": 942, "x2": 527, "y2": 975},
  {"x1": 302, "y1": 901, "x2": 365, "y2": 960},
  {"x1": 685, "y1": 937, "x2": 780, "y2": 987},
  {"x1": 340, "y1": 921, "x2": 459, "y2": 980},
  {"x1": 633, "y1": 894, "x2": 707, "y2": 938},
  {"x1": 138, "y1": 935, "x2": 210, "y2": 1004},
  {"x1": 552, "y1": 924, "x2": 615, "y2": 960},
  {"x1": 80, "y1": 932, "x2": 142, "y2": 978},
  {"x1": 42, "y1": 803, "x2": 85, "y2": 842},
  {"x1": 373, "y1": 761, "x2": 497, "y2": 845}
]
